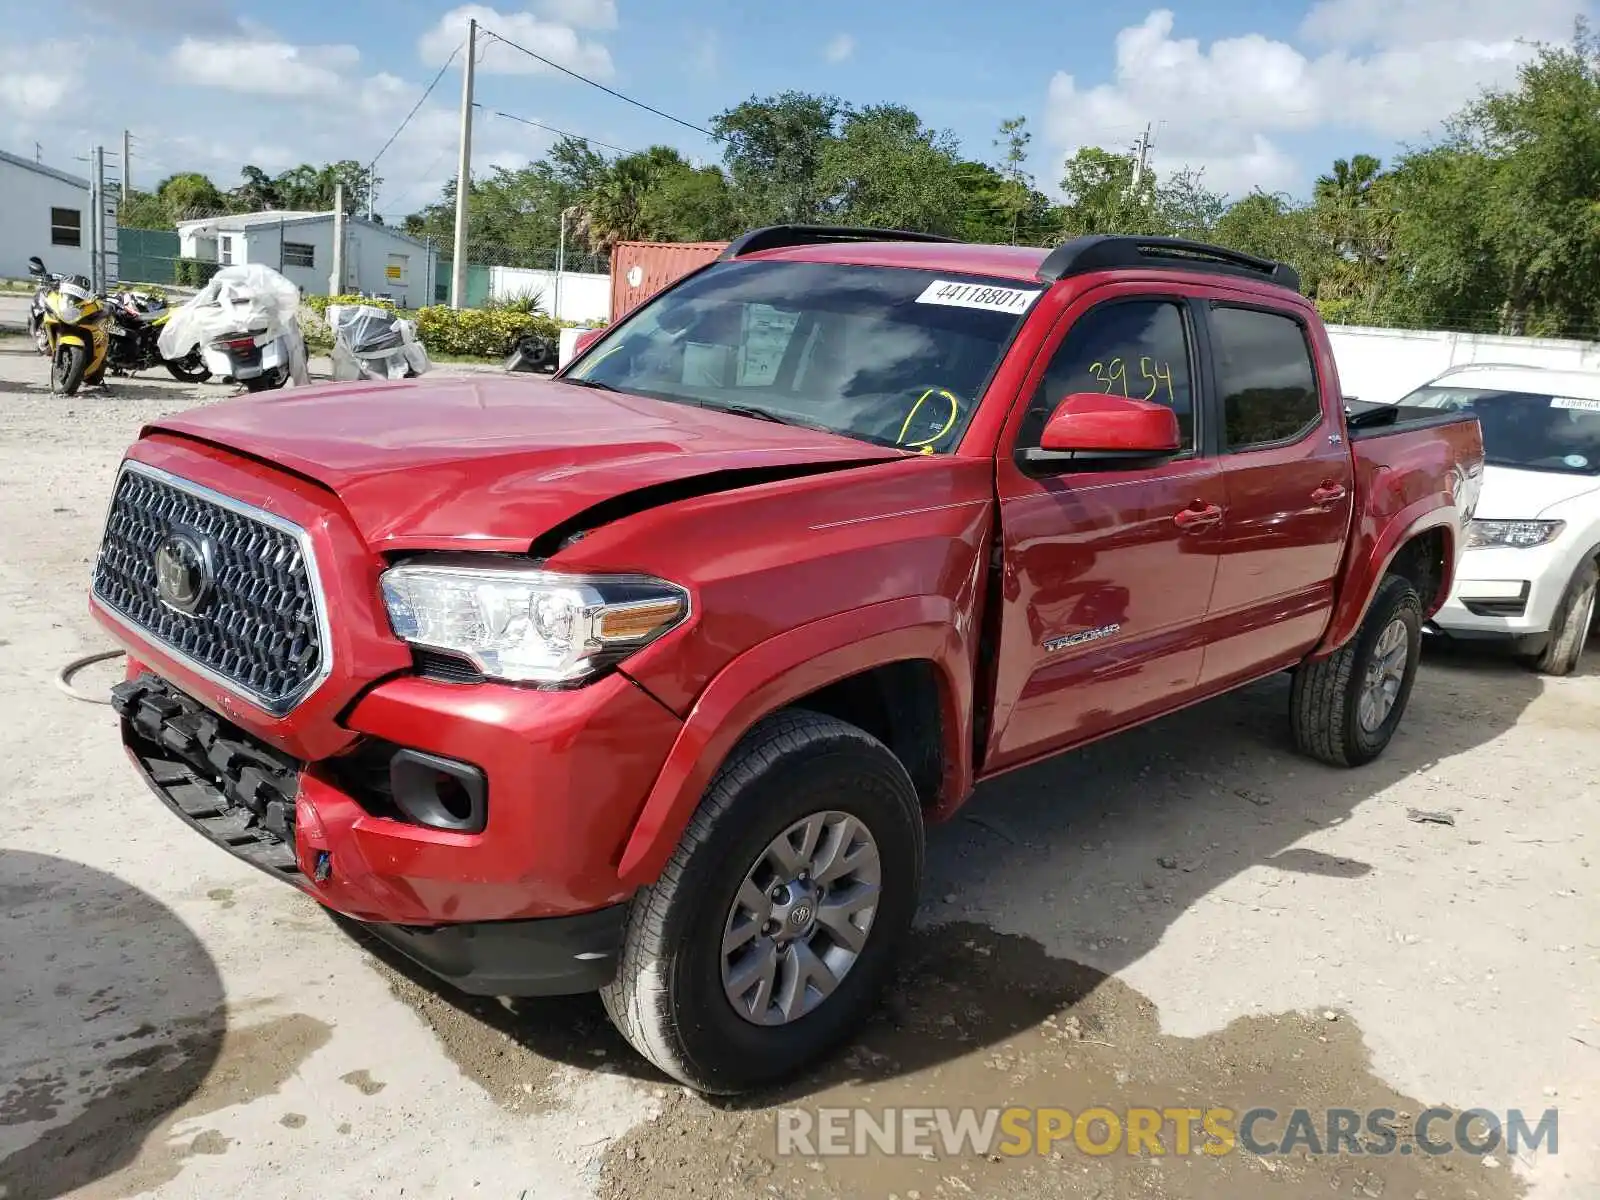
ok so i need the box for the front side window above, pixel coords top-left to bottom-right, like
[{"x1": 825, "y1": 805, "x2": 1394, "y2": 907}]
[
  {"x1": 565, "y1": 260, "x2": 1040, "y2": 452},
  {"x1": 1402, "y1": 385, "x2": 1600, "y2": 475},
  {"x1": 1018, "y1": 300, "x2": 1195, "y2": 450},
  {"x1": 1211, "y1": 306, "x2": 1322, "y2": 450}
]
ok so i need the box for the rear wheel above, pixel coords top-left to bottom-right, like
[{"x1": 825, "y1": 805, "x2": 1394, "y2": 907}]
[
  {"x1": 53, "y1": 345, "x2": 86, "y2": 396},
  {"x1": 1291, "y1": 573, "x2": 1423, "y2": 767},
  {"x1": 241, "y1": 366, "x2": 288, "y2": 393},
  {"x1": 602, "y1": 709, "x2": 924, "y2": 1094},
  {"x1": 30, "y1": 320, "x2": 48, "y2": 356},
  {"x1": 1530, "y1": 559, "x2": 1597, "y2": 677},
  {"x1": 164, "y1": 353, "x2": 211, "y2": 383}
]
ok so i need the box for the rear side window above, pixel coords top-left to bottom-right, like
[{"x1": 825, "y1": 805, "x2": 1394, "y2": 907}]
[
  {"x1": 1210, "y1": 306, "x2": 1321, "y2": 450},
  {"x1": 1018, "y1": 300, "x2": 1195, "y2": 450}
]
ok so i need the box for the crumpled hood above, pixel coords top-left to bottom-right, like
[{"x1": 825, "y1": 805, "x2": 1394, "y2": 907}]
[
  {"x1": 149, "y1": 376, "x2": 900, "y2": 552},
  {"x1": 1473, "y1": 464, "x2": 1600, "y2": 520}
]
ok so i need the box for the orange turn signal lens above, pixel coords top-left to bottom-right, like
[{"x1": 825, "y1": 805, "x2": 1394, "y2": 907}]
[{"x1": 598, "y1": 597, "x2": 686, "y2": 641}]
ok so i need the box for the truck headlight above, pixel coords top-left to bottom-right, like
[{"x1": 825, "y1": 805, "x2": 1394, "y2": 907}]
[
  {"x1": 1466, "y1": 519, "x2": 1565, "y2": 550},
  {"x1": 379, "y1": 558, "x2": 689, "y2": 684}
]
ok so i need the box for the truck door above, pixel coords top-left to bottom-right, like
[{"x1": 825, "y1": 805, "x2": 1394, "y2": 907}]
[
  {"x1": 1195, "y1": 301, "x2": 1354, "y2": 687},
  {"x1": 985, "y1": 288, "x2": 1225, "y2": 772}
]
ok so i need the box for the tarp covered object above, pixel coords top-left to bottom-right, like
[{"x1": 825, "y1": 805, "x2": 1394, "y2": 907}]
[
  {"x1": 158, "y1": 263, "x2": 309, "y2": 385},
  {"x1": 327, "y1": 304, "x2": 431, "y2": 381}
]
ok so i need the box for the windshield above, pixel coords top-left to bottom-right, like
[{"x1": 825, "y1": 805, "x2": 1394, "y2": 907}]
[
  {"x1": 564, "y1": 260, "x2": 1041, "y2": 453},
  {"x1": 1400, "y1": 384, "x2": 1600, "y2": 475}
]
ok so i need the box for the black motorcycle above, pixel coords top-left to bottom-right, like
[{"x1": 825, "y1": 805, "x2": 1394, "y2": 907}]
[{"x1": 103, "y1": 289, "x2": 211, "y2": 382}]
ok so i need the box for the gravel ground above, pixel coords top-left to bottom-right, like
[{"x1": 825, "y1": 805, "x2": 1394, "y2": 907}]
[{"x1": 0, "y1": 334, "x2": 1595, "y2": 1199}]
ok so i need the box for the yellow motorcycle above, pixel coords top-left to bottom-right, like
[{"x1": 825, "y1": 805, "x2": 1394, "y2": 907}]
[{"x1": 40, "y1": 275, "x2": 111, "y2": 396}]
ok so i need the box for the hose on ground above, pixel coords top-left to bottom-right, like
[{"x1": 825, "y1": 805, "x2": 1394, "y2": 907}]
[{"x1": 57, "y1": 649, "x2": 125, "y2": 705}]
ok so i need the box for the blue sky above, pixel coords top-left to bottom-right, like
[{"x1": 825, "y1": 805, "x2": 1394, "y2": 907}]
[{"x1": 2, "y1": 0, "x2": 1588, "y2": 223}]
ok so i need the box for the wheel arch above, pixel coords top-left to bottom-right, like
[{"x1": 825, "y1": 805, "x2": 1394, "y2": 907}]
[
  {"x1": 615, "y1": 596, "x2": 975, "y2": 888},
  {"x1": 1313, "y1": 504, "x2": 1456, "y2": 658}
]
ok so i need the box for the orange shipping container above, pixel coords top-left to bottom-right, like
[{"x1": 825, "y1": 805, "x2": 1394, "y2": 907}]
[{"x1": 610, "y1": 240, "x2": 728, "y2": 323}]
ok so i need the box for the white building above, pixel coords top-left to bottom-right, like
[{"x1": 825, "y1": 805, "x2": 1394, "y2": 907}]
[
  {"x1": 0, "y1": 149, "x2": 92, "y2": 280},
  {"x1": 176, "y1": 211, "x2": 437, "y2": 308}
]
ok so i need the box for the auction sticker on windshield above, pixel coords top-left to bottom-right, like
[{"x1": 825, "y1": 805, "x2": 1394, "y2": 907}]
[
  {"x1": 1551, "y1": 396, "x2": 1600, "y2": 412},
  {"x1": 916, "y1": 280, "x2": 1041, "y2": 314}
]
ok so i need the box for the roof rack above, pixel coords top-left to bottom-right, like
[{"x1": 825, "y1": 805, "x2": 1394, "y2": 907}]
[
  {"x1": 719, "y1": 224, "x2": 963, "y2": 260},
  {"x1": 1037, "y1": 235, "x2": 1301, "y2": 293}
]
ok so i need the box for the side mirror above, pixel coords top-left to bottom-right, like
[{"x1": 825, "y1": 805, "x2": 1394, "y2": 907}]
[
  {"x1": 27, "y1": 257, "x2": 45, "y2": 277},
  {"x1": 1025, "y1": 392, "x2": 1181, "y2": 468}
]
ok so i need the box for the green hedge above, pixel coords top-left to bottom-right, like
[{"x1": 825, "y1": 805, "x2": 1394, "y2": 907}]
[
  {"x1": 413, "y1": 306, "x2": 563, "y2": 357},
  {"x1": 302, "y1": 293, "x2": 396, "y2": 317},
  {"x1": 174, "y1": 258, "x2": 220, "y2": 287}
]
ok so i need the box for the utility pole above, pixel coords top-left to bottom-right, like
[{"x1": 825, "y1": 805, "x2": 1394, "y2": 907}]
[
  {"x1": 450, "y1": 16, "x2": 477, "y2": 310},
  {"x1": 330, "y1": 182, "x2": 346, "y2": 296},
  {"x1": 90, "y1": 145, "x2": 105, "y2": 292},
  {"x1": 1130, "y1": 123, "x2": 1152, "y2": 191},
  {"x1": 122, "y1": 129, "x2": 132, "y2": 200}
]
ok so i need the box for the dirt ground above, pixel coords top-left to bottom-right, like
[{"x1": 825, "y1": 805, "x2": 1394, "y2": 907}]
[{"x1": 0, "y1": 334, "x2": 1595, "y2": 1200}]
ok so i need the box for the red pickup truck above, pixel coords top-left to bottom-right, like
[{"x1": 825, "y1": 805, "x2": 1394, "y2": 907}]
[{"x1": 92, "y1": 228, "x2": 1483, "y2": 1095}]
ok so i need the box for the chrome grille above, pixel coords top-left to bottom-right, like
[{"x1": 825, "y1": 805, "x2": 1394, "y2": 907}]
[{"x1": 92, "y1": 463, "x2": 329, "y2": 713}]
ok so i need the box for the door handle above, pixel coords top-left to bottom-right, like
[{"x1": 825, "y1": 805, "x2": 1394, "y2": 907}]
[
  {"x1": 1174, "y1": 503, "x2": 1223, "y2": 529},
  {"x1": 1311, "y1": 484, "x2": 1348, "y2": 504}
]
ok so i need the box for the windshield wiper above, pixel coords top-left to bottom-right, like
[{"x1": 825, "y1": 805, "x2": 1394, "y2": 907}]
[
  {"x1": 697, "y1": 402, "x2": 903, "y2": 449},
  {"x1": 562, "y1": 376, "x2": 621, "y2": 392}
]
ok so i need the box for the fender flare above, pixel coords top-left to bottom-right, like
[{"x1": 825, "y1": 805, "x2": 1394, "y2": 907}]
[
  {"x1": 1313, "y1": 496, "x2": 1458, "y2": 657},
  {"x1": 615, "y1": 595, "x2": 975, "y2": 888}
]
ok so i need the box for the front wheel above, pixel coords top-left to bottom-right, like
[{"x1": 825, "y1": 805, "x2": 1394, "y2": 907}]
[
  {"x1": 53, "y1": 344, "x2": 87, "y2": 396},
  {"x1": 1530, "y1": 559, "x2": 1597, "y2": 677},
  {"x1": 602, "y1": 709, "x2": 924, "y2": 1094},
  {"x1": 1290, "y1": 573, "x2": 1423, "y2": 767}
]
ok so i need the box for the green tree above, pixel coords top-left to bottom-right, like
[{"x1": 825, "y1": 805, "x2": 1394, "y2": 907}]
[
  {"x1": 1057, "y1": 147, "x2": 1157, "y2": 236},
  {"x1": 817, "y1": 105, "x2": 967, "y2": 233},
  {"x1": 993, "y1": 116, "x2": 1033, "y2": 244},
  {"x1": 156, "y1": 172, "x2": 226, "y2": 221},
  {"x1": 712, "y1": 91, "x2": 849, "y2": 225},
  {"x1": 229, "y1": 165, "x2": 281, "y2": 211}
]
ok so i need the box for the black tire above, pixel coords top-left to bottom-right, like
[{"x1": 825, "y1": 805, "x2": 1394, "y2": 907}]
[
  {"x1": 54, "y1": 344, "x2": 86, "y2": 396},
  {"x1": 601, "y1": 709, "x2": 924, "y2": 1094},
  {"x1": 164, "y1": 353, "x2": 211, "y2": 383},
  {"x1": 1291, "y1": 573, "x2": 1423, "y2": 767},
  {"x1": 1531, "y1": 559, "x2": 1597, "y2": 677},
  {"x1": 241, "y1": 368, "x2": 286, "y2": 393},
  {"x1": 30, "y1": 321, "x2": 48, "y2": 356}
]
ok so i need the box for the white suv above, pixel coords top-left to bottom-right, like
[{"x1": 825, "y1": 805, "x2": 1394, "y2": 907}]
[{"x1": 1398, "y1": 364, "x2": 1599, "y2": 675}]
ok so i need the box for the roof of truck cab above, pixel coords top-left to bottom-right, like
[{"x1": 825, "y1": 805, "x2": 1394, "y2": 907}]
[{"x1": 741, "y1": 240, "x2": 1053, "y2": 282}]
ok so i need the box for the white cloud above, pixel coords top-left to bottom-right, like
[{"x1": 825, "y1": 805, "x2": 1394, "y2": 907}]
[
  {"x1": 0, "y1": 42, "x2": 81, "y2": 117},
  {"x1": 538, "y1": 0, "x2": 617, "y2": 30},
  {"x1": 1043, "y1": 7, "x2": 1558, "y2": 199},
  {"x1": 824, "y1": 33, "x2": 856, "y2": 64},
  {"x1": 419, "y1": 5, "x2": 614, "y2": 79},
  {"x1": 1299, "y1": 0, "x2": 1582, "y2": 50},
  {"x1": 169, "y1": 37, "x2": 360, "y2": 97}
]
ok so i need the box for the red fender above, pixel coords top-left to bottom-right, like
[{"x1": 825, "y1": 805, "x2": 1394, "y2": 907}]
[
  {"x1": 615, "y1": 595, "x2": 975, "y2": 887},
  {"x1": 1313, "y1": 494, "x2": 1459, "y2": 657}
]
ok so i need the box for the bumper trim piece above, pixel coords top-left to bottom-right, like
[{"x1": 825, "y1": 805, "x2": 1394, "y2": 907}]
[
  {"x1": 113, "y1": 672, "x2": 304, "y2": 879},
  {"x1": 355, "y1": 903, "x2": 630, "y2": 996}
]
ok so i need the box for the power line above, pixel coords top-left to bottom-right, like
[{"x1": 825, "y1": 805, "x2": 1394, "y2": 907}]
[
  {"x1": 371, "y1": 41, "x2": 462, "y2": 173},
  {"x1": 476, "y1": 105, "x2": 633, "y2": 155},
  {"x1": 479, "y1": 25, "x2": 721, "y2": 141}
]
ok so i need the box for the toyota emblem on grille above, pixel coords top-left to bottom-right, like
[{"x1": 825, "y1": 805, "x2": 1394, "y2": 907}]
[{"x1": 154, "y1": 531, "x2": 213, "y2": 614}]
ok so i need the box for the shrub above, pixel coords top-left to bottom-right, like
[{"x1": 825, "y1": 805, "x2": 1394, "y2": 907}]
[
  {"x1": 413, "y1": 306, "x2": 562, "y2": 357},
  {"x1": 302, "y1": 293, "x2": 395, "y2": 317},
  {"x1": 486, "y1": 288, "x2": 547, "y2": 316},
  {"x1": 174, "y1": 258, "x2": 220, "y2": 287}
]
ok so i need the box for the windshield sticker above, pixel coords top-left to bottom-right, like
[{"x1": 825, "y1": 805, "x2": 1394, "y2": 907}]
[
  {"x1": 1565, "y1": 455, "x2": 1590, "y2": 469},
  {"x1": 915, "y1": 280, "x2": 1041, "y2": 314},
  {"x1": 1551, "y1": 396, "x2": 1600, "y2": 412}
]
